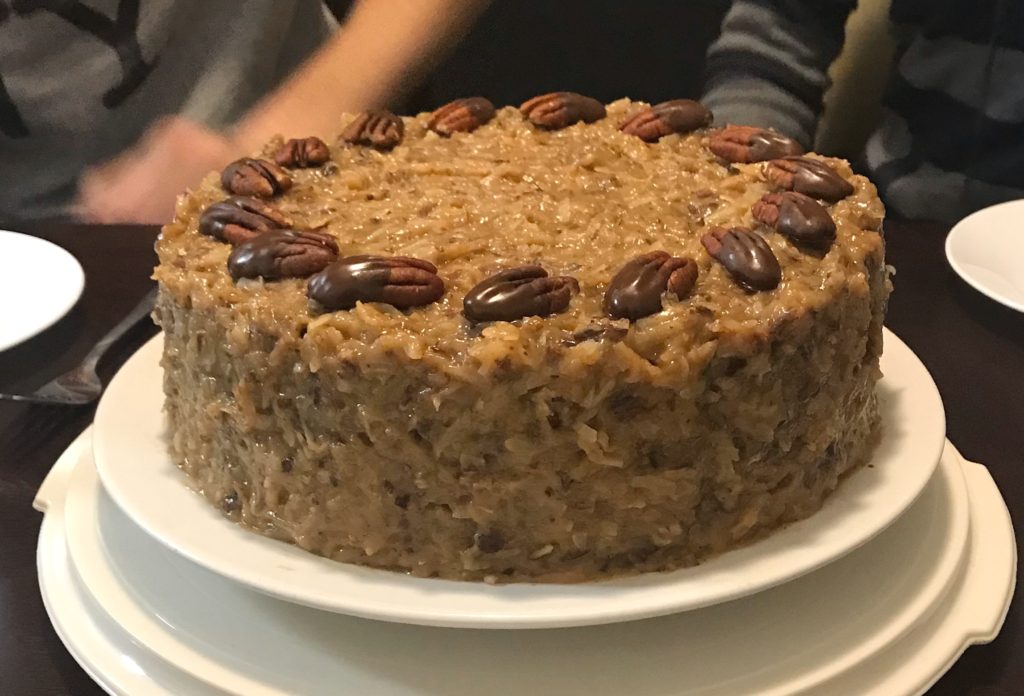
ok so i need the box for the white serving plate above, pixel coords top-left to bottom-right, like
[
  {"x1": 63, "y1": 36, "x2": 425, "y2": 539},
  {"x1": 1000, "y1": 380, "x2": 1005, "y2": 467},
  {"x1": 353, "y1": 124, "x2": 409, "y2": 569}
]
[
  {"x1": 92, "y1": 328, "x2": 946, "y2": 629},
  {"x1": 0, "y1": 230, "x2": 84, "y2": 351},
  {"x1": 42, "y1": 429, "x2": 1015, "y2": 696},
  {"x1": 35, "y1": 434, "x2": 221, "y2": 696},
  {"x1": 824, "y1": 458, "x2": 1016, "y2": 695},
  {"x1": 946, "y1": 199, "x2": 1024, "y2": 313}
]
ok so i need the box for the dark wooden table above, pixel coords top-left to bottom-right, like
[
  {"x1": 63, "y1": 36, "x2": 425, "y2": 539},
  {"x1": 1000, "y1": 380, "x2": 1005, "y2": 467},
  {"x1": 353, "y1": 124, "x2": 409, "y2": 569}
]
[{"x1": 0, "y1": 222, "x2": 1020, "y2": 695}]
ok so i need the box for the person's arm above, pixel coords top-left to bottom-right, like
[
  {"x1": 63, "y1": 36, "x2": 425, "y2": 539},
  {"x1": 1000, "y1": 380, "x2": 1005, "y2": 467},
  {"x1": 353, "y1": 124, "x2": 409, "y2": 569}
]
[
  {"x1": 702, "y1": 0, "x2": 857, "y2": 148},
  {"x1": 77, "y1": 0, "x2": 489, "y2": 224},
  {"x1": 232, "y1": 0, "x2": 489, "y2": 151}
]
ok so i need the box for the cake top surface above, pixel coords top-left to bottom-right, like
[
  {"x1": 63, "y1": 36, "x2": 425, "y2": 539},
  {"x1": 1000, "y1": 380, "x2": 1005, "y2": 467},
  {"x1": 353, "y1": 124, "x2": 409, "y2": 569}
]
[{"x1": 155, "y1": 98, "x2": 885, "y2": 380}]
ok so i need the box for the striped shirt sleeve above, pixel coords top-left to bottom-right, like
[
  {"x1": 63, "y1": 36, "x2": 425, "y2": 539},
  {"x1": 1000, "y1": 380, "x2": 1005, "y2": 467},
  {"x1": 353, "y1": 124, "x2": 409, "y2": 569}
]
[{"x1": 702, "y1": 0, "x2": 857, "y2": 147}]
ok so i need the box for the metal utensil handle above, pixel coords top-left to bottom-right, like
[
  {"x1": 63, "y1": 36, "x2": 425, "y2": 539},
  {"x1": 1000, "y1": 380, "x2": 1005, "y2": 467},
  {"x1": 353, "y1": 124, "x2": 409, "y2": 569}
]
[{"x1": 80, "y1": 286, "x2": 158, "y2": 372}]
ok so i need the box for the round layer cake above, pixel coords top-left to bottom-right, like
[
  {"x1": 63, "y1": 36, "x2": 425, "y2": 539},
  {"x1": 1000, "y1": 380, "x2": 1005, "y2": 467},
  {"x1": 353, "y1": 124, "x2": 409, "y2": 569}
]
[{"x1": 153, "y1": 95, "x2": 888, "y2": 583}]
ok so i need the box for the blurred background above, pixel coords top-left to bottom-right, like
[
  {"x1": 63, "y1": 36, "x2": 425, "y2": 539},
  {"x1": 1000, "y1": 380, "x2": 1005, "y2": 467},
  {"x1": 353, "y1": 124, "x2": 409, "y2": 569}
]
[
  {"x1": 389, "y1": 0, "x2": 892, "y2": 158},
  {"x1": 0, "y1": 0, "x2": 897, "y2": 226},
  {"x1": 401, "y1": 1, "x2": 731, "y2": 113}
]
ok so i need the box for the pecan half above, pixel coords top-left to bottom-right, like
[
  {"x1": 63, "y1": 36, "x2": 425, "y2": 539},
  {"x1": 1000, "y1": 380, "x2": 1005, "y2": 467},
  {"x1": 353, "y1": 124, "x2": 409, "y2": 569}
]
[
  {"x1": 752, "y1": 192, "x2": 836, "y2": 248},
  {"x1": 708, "y1": 125, "x2": 804, "y2": 164},
  {"x1": 604, "y1": 251, "x2": 699, "y2": 320},
  {"x1": 764, "y1": 156, "x2": 854, "y2": 202},
  {"x1": 619, "y1": 100, "x2": 712, "y2": 142},
  {"x1": 428, "y1": 97, "x2": 496, "y2": 136},
  {"x1": 701, "y1": 227, "x2": 781, "y2": 292},
  {"x1": 220, "y1": 158, "x2": 292, "y2": 197},
  {"x1": 463, "y1": 266, "x2": 579, "y2": 322},
  {"x1": 273, "y1": 136, "x2": 331, "y2": 168},
  {"x1": 199, "y1": 196, "x2": 291, "y2": 245},
  {"x1": 340, "y1": 110, "x2": 404, "y2": 150},
  {"x1": 307, "y1": 255, "x2": 444, "y2": 310},
  {"x1": 227, "y1": 229, "x2": 338, "y2": 281},
  {"x1": 520, "y1": 92, "x2": 606, "y2": 130}
]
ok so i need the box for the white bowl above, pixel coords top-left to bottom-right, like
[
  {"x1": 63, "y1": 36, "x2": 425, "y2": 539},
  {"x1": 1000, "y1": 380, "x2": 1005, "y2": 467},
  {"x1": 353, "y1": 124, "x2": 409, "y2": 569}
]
[
  {"x1": 0, "y1": 230, "x2": 84, "y2": 351},
  {"x1": 946, "y1": 199, "x2": 1024, "y2": 313}
]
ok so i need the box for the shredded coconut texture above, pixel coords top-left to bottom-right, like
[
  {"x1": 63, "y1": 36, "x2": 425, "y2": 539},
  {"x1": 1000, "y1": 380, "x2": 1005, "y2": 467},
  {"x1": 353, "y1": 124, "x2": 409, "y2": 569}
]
[{"x1": 153, "y1": 99, "x2": 888, "y2": 582}]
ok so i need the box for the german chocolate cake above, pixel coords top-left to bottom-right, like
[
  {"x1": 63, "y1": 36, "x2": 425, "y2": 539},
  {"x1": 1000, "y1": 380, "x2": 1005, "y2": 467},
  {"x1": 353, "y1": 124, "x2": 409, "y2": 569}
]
[{"x1": 153, "y1": 94, "x2": 888, "y2": 583}]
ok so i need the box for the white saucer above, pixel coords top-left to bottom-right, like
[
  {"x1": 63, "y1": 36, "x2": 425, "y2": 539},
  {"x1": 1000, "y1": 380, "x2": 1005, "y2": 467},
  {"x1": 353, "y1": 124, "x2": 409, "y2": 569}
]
[
  {"x1": 91, "y1": 329, "x2": 946, "y2": 628},
  {"x1": 40, "y1": 429, "x2": 1015, "y2": 696},
  {"x1": 946, "y1": 199, "x2": 1024, "y2": 313},
  {"x1": 0, "y1": 230, "x2": 84, "y2": 351}
]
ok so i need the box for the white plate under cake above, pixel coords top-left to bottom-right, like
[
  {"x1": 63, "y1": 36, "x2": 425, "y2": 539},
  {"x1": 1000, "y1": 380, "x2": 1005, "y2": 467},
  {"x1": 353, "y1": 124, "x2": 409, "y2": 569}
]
[{"x1": 94, "y1": 328, "x2": 943, "y2": 626}]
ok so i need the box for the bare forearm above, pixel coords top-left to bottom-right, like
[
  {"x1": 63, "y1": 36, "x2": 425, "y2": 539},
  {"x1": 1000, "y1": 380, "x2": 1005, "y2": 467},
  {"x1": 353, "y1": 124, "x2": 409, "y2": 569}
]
[{"x1": 232, "y1": 0, "x2": 489, "y2": 151}]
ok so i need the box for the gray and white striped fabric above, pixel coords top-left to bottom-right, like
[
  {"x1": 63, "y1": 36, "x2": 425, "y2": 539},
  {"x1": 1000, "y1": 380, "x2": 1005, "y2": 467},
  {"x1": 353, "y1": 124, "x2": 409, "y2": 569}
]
[{"x1": 704, "y1": 0, "x2": 1024, "y2": 222}]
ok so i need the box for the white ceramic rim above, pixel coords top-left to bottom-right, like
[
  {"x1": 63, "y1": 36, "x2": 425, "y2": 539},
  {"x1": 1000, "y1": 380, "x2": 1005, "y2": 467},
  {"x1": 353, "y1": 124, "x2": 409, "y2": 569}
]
[
  {"x1": 67, "y1": 435, "x2": 967, "y2": 695},
  {"x1": 945, "y1": 199, "x2": 1024, "y2": 313},
  {"x1": 35, "y1": 441, "x2": 218, "y2": 696},
  {"x1": 0, "y1": 230, "x2": 85, "y2": 352}
]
